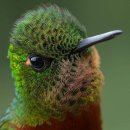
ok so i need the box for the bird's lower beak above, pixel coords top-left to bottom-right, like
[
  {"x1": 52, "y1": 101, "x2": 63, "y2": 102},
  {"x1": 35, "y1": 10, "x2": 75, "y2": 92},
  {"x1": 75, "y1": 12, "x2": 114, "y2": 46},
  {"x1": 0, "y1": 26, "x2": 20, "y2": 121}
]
[{"x1": 73, "y1": 30, "x2": 122, "y2": 53}]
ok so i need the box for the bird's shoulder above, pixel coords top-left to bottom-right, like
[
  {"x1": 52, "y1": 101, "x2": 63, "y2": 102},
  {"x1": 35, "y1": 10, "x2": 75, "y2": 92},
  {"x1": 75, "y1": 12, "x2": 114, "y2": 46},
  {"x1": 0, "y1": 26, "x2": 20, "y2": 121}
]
[{"x1": 0, "y1": 115, "x2": 14, "y2": 130}]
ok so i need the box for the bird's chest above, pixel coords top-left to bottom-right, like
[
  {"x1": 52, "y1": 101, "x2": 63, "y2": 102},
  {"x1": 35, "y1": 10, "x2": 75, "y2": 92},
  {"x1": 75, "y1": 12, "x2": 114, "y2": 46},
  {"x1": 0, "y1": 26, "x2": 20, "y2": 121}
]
[{"x1": 15, "y1": 103, "x2": 102, "y2": 130}]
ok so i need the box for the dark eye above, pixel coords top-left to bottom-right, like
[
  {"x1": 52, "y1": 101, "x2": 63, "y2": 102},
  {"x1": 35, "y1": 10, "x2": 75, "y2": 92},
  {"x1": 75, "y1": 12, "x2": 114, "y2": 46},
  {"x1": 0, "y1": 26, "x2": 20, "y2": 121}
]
[{"x1": 29, "y1": 54, "x2": 52, "y2": 71}]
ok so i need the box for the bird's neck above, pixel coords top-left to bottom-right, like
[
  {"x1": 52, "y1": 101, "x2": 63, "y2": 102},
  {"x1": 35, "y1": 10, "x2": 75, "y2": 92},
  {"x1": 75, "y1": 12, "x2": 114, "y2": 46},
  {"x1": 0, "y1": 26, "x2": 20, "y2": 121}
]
[{"x1": 15, "y1": 101, "x2": 102, "y2": 130}]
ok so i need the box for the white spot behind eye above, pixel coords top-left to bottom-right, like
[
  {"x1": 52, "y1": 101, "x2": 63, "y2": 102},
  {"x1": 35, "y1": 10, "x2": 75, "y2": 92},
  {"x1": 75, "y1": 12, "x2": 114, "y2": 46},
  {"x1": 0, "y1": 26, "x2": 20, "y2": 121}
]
[{"x1": 25, "y1": 57, "x2": 31, "y2": 66}]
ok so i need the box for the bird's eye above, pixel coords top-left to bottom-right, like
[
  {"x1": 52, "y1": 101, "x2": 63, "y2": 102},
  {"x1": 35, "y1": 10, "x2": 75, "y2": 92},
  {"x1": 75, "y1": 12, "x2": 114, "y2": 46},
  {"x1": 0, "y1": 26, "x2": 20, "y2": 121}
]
[{"x1": 28, "y1": 54, "x2": 52, "y2": 71}]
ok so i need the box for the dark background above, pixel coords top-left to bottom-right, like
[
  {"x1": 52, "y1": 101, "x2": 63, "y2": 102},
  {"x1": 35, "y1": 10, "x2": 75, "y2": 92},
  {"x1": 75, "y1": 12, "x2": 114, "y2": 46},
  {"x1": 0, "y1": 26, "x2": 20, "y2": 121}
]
[{"x1": 0, "y1": 0, "x2": 129, "y2": 130}]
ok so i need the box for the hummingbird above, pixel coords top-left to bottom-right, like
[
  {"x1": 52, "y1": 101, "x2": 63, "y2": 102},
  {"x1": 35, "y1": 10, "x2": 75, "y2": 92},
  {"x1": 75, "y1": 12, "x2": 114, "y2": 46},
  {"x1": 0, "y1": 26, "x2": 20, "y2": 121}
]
[{"x1": 0, "y1": 5, "x2": 122, "y2": 130}]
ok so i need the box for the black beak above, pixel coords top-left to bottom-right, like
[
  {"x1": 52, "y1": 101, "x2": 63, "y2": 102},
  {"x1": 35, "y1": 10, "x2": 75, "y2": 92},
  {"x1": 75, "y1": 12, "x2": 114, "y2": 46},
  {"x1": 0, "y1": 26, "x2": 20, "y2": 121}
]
[{"x1": 73, "y1": 30, "x2": 122, "y2": 53}]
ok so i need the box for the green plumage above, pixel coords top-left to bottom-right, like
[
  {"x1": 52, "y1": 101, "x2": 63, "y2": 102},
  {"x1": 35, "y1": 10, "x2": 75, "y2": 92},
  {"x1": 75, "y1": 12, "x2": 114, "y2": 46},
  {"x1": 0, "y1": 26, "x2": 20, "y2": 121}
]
[
  {"x1": 0, "y1": 5, "x2": 103, "y2": 129},
  {"x1": 11, "y1": 5, "x2": 86, "y2": 58}
]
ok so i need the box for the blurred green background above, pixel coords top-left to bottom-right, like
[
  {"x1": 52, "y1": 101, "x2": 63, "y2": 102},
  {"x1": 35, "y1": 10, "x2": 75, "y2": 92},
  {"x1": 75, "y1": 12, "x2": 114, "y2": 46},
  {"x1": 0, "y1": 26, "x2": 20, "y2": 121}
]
[{"x1": 0, "y1": 0, "x2": 129, "y2": 130}]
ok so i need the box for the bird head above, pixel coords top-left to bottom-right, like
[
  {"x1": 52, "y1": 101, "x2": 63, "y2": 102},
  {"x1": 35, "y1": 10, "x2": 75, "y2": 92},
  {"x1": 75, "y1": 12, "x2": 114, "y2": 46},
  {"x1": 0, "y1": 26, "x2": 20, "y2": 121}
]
[{"x1": 8, "y1": 5, "x2": 122, "y2": 122}]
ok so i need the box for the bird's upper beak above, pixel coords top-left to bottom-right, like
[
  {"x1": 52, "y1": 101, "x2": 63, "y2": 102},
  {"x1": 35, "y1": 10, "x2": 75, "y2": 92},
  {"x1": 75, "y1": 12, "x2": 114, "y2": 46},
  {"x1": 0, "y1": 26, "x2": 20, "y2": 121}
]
[{"x1": 73, "y1": 30, "x2": 122, "y2": 53}]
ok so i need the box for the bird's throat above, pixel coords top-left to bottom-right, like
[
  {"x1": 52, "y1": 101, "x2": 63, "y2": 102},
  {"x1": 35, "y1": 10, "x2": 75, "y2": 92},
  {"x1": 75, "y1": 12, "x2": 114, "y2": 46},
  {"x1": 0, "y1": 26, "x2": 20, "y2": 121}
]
[{"x1": 15, "y1": 101, "x2": 102, "y2": 130}]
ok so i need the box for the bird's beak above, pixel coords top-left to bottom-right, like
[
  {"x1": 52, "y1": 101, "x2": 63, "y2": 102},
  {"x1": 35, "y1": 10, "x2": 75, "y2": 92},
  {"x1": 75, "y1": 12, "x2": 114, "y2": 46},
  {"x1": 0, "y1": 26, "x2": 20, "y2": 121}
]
[{"x1": 73, "y1": 30, "x2": 122, "y2": 53}]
